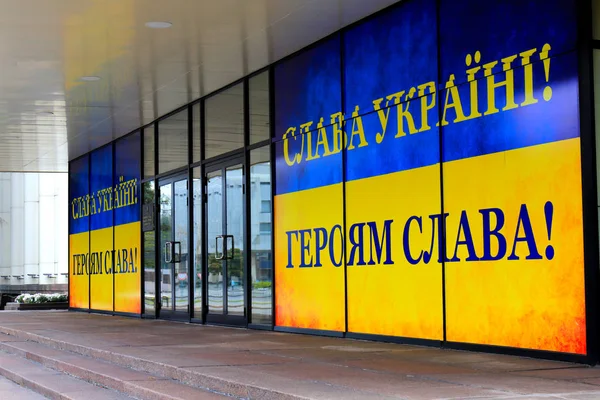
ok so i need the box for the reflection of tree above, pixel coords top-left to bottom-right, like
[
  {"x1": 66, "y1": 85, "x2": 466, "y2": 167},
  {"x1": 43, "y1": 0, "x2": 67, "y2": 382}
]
[
  {"x1": 143, "y1": 183, "x2": 154, "y2": 204},
  {"x1": 208, "y1": 248, "x2": 242, "y2": 279},
  {"x1": 144, "y1": 233, "x2": 155, "y2": 270}
]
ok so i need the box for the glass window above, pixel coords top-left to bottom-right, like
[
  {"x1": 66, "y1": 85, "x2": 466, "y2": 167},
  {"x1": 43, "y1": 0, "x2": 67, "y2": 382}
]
[
  {"x1": 249, "y1": 71, "x2": 270, "y2": 144},
  {"x1": 143, "y1": 127, "x2": 155, "y2": 178},
  {"x1": 192, "y1": 167, "x2": 202, "y2": 318},
  {"x1": 143, "y1": 181, "x2": 156, "y2": 316},
  {"x1": 205, "y1": 83, "x2": 244, "y2": 159},
  {"x1": 250, "y1": 146, "x2": 272, "y2": 325},
  {"x1": 193, "y1": 103, "x2": 202, "y2": 163},
  {"x1": 260, "y1": 223, "x2": 271, "y2": 233},
  {"x1": 158, "y1": 109, "x2": 188, "y2": 174},
  {"x1": 261, "y1": 200, "x2": 270, "y2": 213}
]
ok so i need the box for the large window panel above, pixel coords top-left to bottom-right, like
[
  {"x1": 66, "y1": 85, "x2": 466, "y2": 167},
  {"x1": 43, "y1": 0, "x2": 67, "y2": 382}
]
[
  {"x1": 143, "y1": 181, "x2": 156, "y2": 316},
  {"x1": 250, "y1": 146, "x2": 272, "y2": 325},
  {"x1": 89, "y1": 145, "x2": 114, "y2": 312},
  {"x1": 143, "y1": 127, "x2": 155, "y2": 178},
  {"x1": 158, "y1": 109, "x2": 189, "y2": 174},
  {"x1": 205, "y1": 83, "x2": 244, "y2": 159},
  {"x1": 193, "y1": 103, "x2": 202, "y2": 163},
  {"x1": 274, "y1": 129, "x2": 345, "y2": 332},
  {"x1": 114, "y1": 131, "x2": 142, "y2": 314},
  {"x1": 69, "y1": 156, "x2": 90, "y2": 309},
  {"x1": 249, "y1": 71, "x2": 270, "y2": 144},
  {"x1": 192, "y1": 167, "x2": 202, "y2": 318},
  {"x1": 440, "y1": 50, "x2": 584, "y2": 353}
]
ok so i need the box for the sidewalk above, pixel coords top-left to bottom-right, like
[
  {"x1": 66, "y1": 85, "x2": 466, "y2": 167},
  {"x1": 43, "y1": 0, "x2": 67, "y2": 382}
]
[{"x1": 0, "y1": 311, "x2": 599, "y2": 399}]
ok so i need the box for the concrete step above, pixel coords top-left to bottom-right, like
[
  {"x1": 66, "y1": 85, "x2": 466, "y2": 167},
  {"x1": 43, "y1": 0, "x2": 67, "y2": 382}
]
[
  {"x1": 0, "y1": 339, "x2": 229, "y2": 400},
  {"x1": 0, "y1": 327, "x2": 302, "y2": 399},
  {"x1": 0, "y1": 351, "x2": 131, "y2": 400},
  {"x1": 0, "y1": 374, "x2": 48, "y2": 400}
]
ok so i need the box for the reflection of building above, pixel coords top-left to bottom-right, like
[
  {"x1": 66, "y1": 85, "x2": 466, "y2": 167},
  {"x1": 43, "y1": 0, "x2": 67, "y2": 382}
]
[
  {"x1": 249, "y1": 163, "x2": 272, "y2": 283},
  {"x1": 0, "y1": 173, "x2": 68, "y2": 298}
]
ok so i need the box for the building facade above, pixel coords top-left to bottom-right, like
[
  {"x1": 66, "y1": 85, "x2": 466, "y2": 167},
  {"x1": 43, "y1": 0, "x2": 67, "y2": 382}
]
[
  {"x1": 0, "y1": 172, "x2": 68, "y2": 294},
  {"x1": 68, "y1": 0, "x2": 600, "y2": 363}
]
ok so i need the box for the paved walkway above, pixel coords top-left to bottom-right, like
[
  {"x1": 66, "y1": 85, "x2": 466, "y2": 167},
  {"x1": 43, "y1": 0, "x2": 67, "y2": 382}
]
[
  {"x1": 0, "y1": 311, "x2": 600, "y2": 399},
  {"x1": 0, "y1": 374, "x2": 47, "y2": 400}
]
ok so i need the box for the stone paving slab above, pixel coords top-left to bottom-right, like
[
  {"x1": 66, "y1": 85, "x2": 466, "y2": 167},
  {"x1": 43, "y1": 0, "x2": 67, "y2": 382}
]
[
  {"x1": 0, "y1": 374, "x2": 48, "y2": 400},
  {"x1": 0, "y1": 311, "x2": 600, "y2": 399},
  {"x1": 0, "y1": 338, "x2": 229, "y2": 400},
  {"x1": 0, "y1": 351, "x2": 132, "y2": 400}
]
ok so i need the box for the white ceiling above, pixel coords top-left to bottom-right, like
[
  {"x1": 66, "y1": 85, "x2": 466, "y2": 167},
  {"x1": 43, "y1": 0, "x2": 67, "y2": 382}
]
[{"x1": 0, "y1": 0, "x2": 400, "y2": 173}]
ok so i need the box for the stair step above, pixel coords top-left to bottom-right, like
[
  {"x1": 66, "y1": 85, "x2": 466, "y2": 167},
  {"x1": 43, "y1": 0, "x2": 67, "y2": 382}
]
[
  {"x1": 0, "y1": 340, "x2": 229, "y2": 400},
  {"x1": 0, "y1": 328, "x2": 300, "y2": 399},
  {"x1": 0, "y1": 374, "x2": 48, "y2": 400},
  {"x1": 0, "y1": 351, "x2": 132, "y2": 400}
]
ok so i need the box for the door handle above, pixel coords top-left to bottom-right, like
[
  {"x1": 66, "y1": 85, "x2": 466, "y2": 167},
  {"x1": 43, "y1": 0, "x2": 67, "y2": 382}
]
[
  {"x1": 215, "y1": 236, "x2": 224, "y2": 260},
  {"x1": 165, "y1": 241, "x2": 173, "y2": 263},
  {"x1": 165, "y1": 241, "x2": 181, "y2": 263}
]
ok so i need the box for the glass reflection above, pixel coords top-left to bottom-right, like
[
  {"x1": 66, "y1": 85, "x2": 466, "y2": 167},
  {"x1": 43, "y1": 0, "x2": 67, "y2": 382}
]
[
  {"x1": 158, "y1": 109, "x2": 188, "y2": 174},
  {"x1": 159, "y1": 183, "x2": 172, "y2": 311},
  {"x1": 174, "y1": 180, "x2": 189, "y2": 312},
  {"x1": 207, "y1": 170, "x2": 223, "y2": 313},
  {"x1": 205, "y1": 84, "x2": 244, "y2": 159},
  {"x1": 143, "y1": 181, "x2": 155, "y2": 316},
  {"x1": 249, "y1": 71, "x2": 270, "y2": 144},
  {"x1": 193, "y1": 103, "x2": 202, "y2": 163},
  {"x1": 193, "y1": 169, "x2": 202, "y2": 318},
  {"x1": 250, "y1": 147, "x2": 272, "y2": 324},
  {"x1": 226, "y1": 165, "x2": 244, "y2": 316},
  {"x1": 144, "y1": 128, "x2": 155, "y2": 178}
]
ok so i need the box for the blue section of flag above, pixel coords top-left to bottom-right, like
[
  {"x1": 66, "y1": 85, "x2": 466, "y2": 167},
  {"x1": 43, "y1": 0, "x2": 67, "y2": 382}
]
[
  {"x1": 344, "y1": 0, "x2": 437, "y2": 116},
  {"x1": 274, "y1": 35, "x2": 342, "y2": 141},
  {"x1": 69, "y1": 155, "x2": 89, "y2": 235},
  {"x1": 114, "y1": 132, "x2": 141, "y2": 226},
  {"x1": 90, "y1": 145, "x2": 113, "y2": 231}
]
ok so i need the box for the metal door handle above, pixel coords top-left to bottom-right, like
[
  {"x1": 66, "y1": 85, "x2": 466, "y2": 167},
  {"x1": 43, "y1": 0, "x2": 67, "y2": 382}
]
[
  {"x1": 215, "y1": 236, "x2": 224, "y2": 260},
  {"x1": 165, "y1": 241, "x2": 181, "y2": 263},
  {"x1": 165, "y1": 241, "x2": 173, "y2": 263}
]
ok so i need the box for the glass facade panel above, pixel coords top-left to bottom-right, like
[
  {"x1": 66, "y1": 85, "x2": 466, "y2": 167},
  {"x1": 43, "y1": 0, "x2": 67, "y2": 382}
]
[
  {"x1": 192, "y1": 167, "x2": 202, "y2": 318},
  {"x1": 205, "y1": 83, "x2": 244, "y2": 159},
  {"x1": 158, "y1": 109, "x2": 189, "y2": 174},
  {"x1": 143, "y1": 182, "x2": 156, "y2": 316},
  {"x1": 225, "y1": 164, "x2": 245, "y2": 316},
  {"x1": 174, "y1": 179, "x2": 189, "y2": 312},
  {"x1": 193, "y1": 103, "x2": 202, "y2": 163},
  {"x1": 249, "y1": 71, "x2": 270, "y2": 144},
  {"x1": 143, "y1": 231, "x2": 156, "y2": 315},
  {"x1": 143, "y1": 128, "x2": 155, "y2": 178},
  {"x1": 207, "y1": 169, "x2": 223, "y2": 314},
  {"x1": 250, "y1": 146, "x2": 272, "y2": 325},
  {"x1": 159, "y1": 182, "x2": 173, "y2": 311}
]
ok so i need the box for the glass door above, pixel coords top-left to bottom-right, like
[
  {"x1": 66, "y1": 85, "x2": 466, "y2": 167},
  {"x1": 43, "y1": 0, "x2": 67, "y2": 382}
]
[
  {"x1": 158, "y1": 174, "x2": 189, "y2": 320},
  {"x1": 205, "y1": 157, "x2": 246, "y2": 325}
]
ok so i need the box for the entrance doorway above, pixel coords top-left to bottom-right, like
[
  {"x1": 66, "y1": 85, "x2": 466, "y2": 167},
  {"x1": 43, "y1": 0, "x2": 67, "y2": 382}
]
[
  {"x1": 205, "y1": 156, "x2": 246, "y2": 325},
  {"x1": 158, "y1": 174, "x2": 189, "y2": 320}
]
